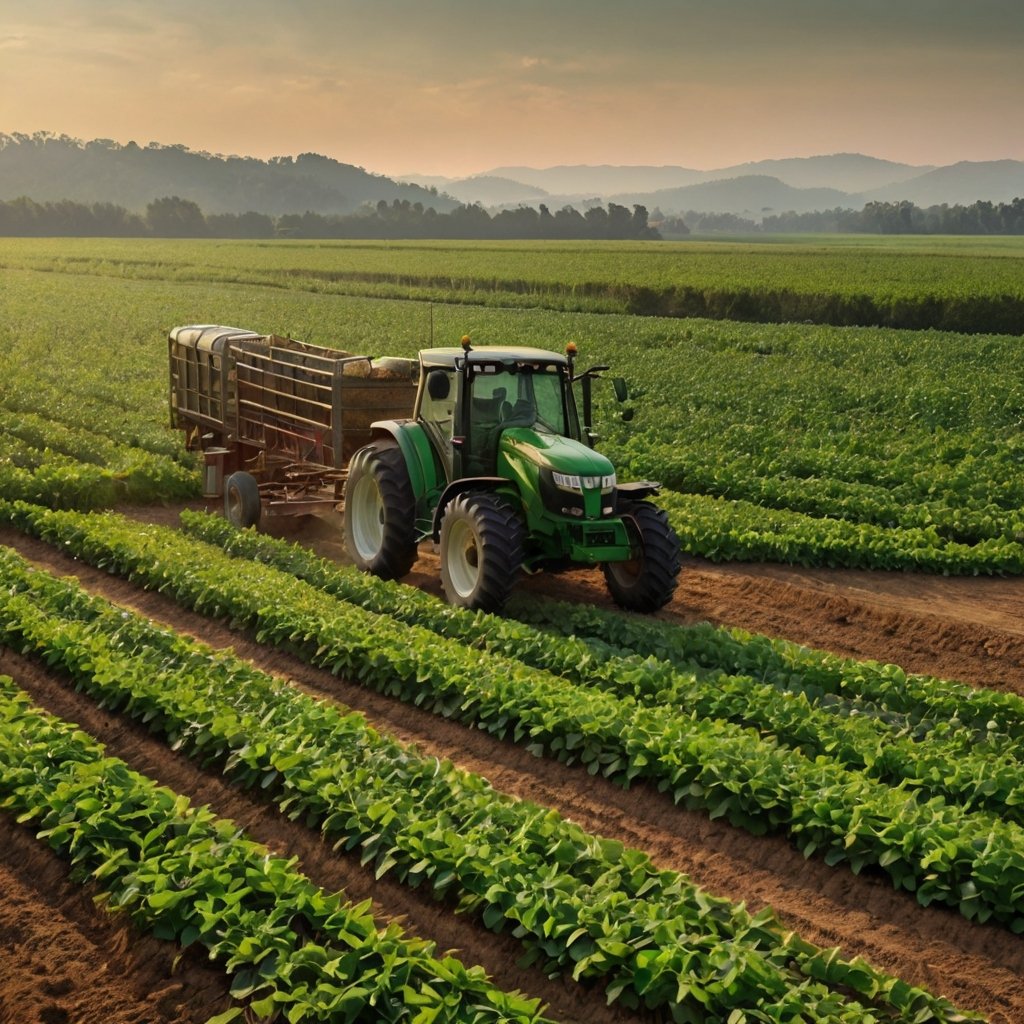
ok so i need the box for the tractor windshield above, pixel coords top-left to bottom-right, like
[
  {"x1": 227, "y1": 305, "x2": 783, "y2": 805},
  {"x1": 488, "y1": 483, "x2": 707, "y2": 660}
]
[
  {"x1": 471, "y1": 363, "x2": 568, "y2": 433},
  {"x1": 464, "y1": 361, "x2": 577, "y2": 474}
]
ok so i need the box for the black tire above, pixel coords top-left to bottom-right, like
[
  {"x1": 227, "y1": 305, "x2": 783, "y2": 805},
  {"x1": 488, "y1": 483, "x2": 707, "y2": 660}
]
[
  {"x1": 343, "y1": 442, "x2": 417, "y2": 579},
  {"x1": 224, "y1": 471, "x2": 261, "y2": 529},
  {"x1": 439, "y1": 492, "x2": 524, "y2": 612},
  {"x1": 602, "y1": 500, "x2": 681, "y2": 613}
]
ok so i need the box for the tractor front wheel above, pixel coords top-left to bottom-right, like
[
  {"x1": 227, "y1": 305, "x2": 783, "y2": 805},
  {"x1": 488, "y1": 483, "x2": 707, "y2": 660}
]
[
  {"x1": 603, "y1": 500, "x2": 681, "y2": 613},
  {"x1": 439, "y1": 492, "x2": 523, "y2": 612},
  {"x1": 343, "y1": 443, "x2": 418, "y2": 579}
]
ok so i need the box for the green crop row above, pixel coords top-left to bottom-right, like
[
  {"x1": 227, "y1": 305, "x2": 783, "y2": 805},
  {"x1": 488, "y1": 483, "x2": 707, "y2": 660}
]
[
  {"x1": 0, "y1": 675, "x2": 546, "y2": 1024},
  {"x1": 179, "y1": 511, "x2": 1024, "y2": 824},
  {"x1": 624, "y1": 438, "x2": 1024, "y2": 545},
  {"x1": 6, "y1": 236, "x2": 1024, "y2": 333},
  {"x1": 0, "y1": 412, "x2": 198, "y2": 509},
  {"x1": 654, "y1": 490, "x2": 1024, "y2": 573},
  {"x1": 4, "y1": 501, "x2": 1024, "y2": 936},
  {"x1": 0, "y1": 407, "x2": 196, "y2": 481},
  {"x1": 0, "y1": 549, "x2": 975, "y2": 1023},
  {"x1": 508, "y1": 592, "x2": 1024, "y2": 743},
  {"x1": 7, "y1": 253, "x2": 1024, "y2": 573}
]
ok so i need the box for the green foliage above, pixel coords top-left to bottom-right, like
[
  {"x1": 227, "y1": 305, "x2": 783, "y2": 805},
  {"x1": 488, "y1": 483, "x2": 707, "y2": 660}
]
[
  {"x1": 179, "y1": 510, "x2": 1024, "y2": 827},
  {"x1": 5, "y1": 502, "x2": 1024, "y2": 949},
  {"x1": 6, "y1": 234, "x2": 1023, "y2": 331},
  {"x1": 0, "y1": 676, "x2": 548, "y2": 1023},
  {"x1": 5, "y1": 237, "x2": 1024, "y2": 571},
  {"x1": 0, "y1": 409, "x2": 197, "y2": 508},
  {"x1": 0, "y1": 537, "x2": 979, "y2": 1022}
]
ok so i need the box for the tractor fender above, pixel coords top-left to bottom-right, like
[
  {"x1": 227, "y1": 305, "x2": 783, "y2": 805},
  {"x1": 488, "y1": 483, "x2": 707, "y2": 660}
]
[
  {"x1": 432, "y1": 477, "x2": 511, "y2": 541},
  {"x1": 616, "y1": 480, "x2": 663, "y2": 500},
  {"x1": 367, "y1": 419, "x2": 440, "y2": 503}
]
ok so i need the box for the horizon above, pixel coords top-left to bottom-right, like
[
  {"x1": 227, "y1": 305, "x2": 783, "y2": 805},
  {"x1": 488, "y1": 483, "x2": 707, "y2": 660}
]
[{"x1": 2, "y1": 1, "x2": 1022, "y2": 179}]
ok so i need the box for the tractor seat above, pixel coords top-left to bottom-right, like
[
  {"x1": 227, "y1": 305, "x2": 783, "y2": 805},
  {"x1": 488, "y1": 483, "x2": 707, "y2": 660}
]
[{"x1": 499, "y1": 398, "x2": 534, "y2": 425}]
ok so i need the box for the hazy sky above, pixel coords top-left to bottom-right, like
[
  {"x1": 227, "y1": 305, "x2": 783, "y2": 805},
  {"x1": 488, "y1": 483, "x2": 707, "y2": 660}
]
[{"x1": 2, "y1": 0, "x2": 1022, "y2": 177}]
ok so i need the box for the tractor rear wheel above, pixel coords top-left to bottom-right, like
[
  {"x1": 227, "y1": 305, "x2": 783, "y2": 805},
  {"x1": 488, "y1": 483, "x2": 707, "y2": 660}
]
[
  {"x1": 603, "y1": 500, "x2": 680, "y2": 613},
  {"x1": 439, "y1": 492, "x2": 523, "y2": 612},
  {"x1": 343, "y1": 442, "x2": 417, "y2": 579},
  {"x1": 224, "y1": 471, "x2": 261, "y2": 529}
]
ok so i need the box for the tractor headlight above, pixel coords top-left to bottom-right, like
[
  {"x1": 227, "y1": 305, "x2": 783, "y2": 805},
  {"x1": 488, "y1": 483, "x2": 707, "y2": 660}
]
[{"x1": 552, "y1": 472, "x2": 616, "y2": 493}]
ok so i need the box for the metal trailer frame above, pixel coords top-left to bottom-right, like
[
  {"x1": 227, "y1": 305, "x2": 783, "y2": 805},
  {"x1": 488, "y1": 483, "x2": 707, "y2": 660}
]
[{"x1": 168, "y1": 325, "x2": 417, "y2": 517}]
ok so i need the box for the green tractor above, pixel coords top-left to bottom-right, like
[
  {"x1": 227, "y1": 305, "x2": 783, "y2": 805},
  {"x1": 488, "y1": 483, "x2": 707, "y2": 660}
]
[{"x1": 344, "y1": 337, "x2": 681, "y2": 613}]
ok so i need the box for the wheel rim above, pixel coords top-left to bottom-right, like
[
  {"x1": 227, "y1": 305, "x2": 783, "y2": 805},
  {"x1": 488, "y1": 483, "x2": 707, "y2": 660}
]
[
  {"x1": 607, "y1": 554, "x2": 643, "y2": 587},
  {"x1": 446, "y1": 517, "x2": 481, "y2": 598},
  {"x1": 349, "y1": 472, "x2": 384, "y2": 560},
  {"x1": 607, "y1": 512, "x2": 644, "y2": 587}
]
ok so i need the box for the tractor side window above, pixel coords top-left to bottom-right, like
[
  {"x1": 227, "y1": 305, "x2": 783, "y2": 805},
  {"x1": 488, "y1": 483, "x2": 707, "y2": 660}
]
[
  {"x1": 532, "y1": 372, "x2": 567, "y2": 435},
  {"x1": 420, "y1": 369, "x2": 456, "y2": 475}
]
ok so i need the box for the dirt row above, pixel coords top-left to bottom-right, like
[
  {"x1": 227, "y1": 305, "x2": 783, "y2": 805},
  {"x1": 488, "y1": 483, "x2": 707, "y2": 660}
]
[
  {"x1": 246, "y1": 505, "x2": 1024, "y2": 695},
  {"x1": 2, "y1": 518, "x2": 1024, "y2": 1022},
  {"x1": 0, "y1": 821, "x2": 231, "y2": 1024}
]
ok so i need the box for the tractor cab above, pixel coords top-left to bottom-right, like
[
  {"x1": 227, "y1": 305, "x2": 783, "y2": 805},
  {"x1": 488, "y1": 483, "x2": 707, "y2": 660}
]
[{"x1": 417, "y1": 344, "x2": 580, "y2": 479}]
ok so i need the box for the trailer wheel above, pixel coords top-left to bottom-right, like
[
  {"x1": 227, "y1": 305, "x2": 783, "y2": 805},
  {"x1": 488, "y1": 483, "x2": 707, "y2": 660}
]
[
  {"x1": 440, "y1": 492, "x2": 523, "y2": 612},
  {"x1": 224, "y1": 471, "x2": 261, "y2": 529},
  {"x1": 602, "y1": 500, "x2": 680, "y2": 613},
  {"x1": 343, "y1": 443, "x2": 417, "y2": 579}
]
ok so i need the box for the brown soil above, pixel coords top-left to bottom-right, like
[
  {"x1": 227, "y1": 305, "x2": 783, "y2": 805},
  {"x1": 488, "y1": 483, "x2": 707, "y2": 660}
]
[
  {"x1": 3, "y1": 507, "x2": 1024, "y2": 1022},
  {"x1": 0, "y1": 818, "x2": 232, "y2": 1024}
]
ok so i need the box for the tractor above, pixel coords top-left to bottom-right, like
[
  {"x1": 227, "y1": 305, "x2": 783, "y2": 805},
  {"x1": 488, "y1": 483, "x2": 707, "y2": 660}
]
[{"x1": 344, "y1": 336, "x2": 681, "y2": 612}]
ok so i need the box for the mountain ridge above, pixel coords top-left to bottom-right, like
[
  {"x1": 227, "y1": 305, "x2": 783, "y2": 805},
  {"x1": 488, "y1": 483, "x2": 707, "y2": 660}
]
[
  {"x1": 3, "y1": 133, "x2": 1021, "y2": 220},
  {"x1": 0, "y1": 132, "x2": 457, "y2": 216}
]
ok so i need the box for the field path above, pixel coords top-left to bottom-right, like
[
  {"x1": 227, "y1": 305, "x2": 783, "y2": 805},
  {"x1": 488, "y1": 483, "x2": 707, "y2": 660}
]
[{"x1": 3, "y1": 514, "x2": 1024, "y2": 1022}]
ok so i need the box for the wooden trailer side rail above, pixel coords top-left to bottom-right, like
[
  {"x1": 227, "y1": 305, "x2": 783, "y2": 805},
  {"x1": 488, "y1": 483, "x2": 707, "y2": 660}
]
[{"x1": 169, "y1": 325, "x2": 417, "y2": 511}]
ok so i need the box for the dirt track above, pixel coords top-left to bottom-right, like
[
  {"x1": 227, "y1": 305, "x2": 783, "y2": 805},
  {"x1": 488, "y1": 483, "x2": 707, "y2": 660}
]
[{"x1": 3, "y1": 509, "x2": 1024, "y2": 1022}]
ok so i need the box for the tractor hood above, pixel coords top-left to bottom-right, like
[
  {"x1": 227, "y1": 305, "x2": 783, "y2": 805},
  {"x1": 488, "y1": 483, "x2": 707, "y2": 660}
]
[
  {"x1": 499, "y1": 427, "x2": 617, "y2": 521},
  {"x1": 499, "y1": 427, "x2": 614, "y2": 477}
]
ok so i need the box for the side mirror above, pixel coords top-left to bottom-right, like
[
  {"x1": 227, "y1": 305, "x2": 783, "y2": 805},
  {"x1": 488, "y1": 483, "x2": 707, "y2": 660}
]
[
  {"x1": 426, "y1": 369, "x2": 450, "y2": 401},
  {"x1": 612, "y1": 377, "x2": 629, "y2": 403},
  {"x1": 621, "y1": 408, "x2": 635, "y2": 422}
]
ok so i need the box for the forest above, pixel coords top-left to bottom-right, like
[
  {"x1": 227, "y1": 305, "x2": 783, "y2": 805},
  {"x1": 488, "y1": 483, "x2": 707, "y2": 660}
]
[
  {"x1": 4, "y1": 192, "x2": 1024, "y2": 238},
  {"x1": 0, "y1": 194, "x2": 662, "y2": 239}
]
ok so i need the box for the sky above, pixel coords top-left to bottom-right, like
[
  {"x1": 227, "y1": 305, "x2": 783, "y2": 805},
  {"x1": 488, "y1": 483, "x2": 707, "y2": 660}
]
[{"x1": 1, "y1": 0, "x2": 1022, "y2": 178}]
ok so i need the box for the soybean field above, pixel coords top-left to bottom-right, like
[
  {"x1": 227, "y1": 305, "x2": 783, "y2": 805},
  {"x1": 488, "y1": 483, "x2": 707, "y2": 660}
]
[{"x1": 2, "y1": 235, "x2": 1024, "y2": 1024}]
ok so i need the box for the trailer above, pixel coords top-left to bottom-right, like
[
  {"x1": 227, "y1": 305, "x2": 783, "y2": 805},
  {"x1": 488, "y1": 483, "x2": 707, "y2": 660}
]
[{"x1": 169, "y1": 325, "x2": 417, "y2": 525}]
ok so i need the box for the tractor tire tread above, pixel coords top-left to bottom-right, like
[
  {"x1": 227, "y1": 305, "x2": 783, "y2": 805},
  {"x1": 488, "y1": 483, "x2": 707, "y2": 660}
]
[
  {"x1": 343, "y1": 442, "x2": 417, "y2": 579},
  {"x1": 440, "y1": 491, "x2": 524, "y2": 612},
  {"x1": 603, "y1": 500, "x2": 681, "y2": 613}
]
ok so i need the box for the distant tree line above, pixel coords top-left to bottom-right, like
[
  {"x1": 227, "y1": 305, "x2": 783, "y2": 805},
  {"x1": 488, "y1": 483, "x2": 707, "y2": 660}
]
[
  {"x1": 6, "y1": 192, "x2": 1022, "y2": 239},
  {"x1": 657, "y1": 198, "x2": 1024, "y2": 236},
  {"x1": 0, "y1": 194, "x2": 661, "y2": 240}
]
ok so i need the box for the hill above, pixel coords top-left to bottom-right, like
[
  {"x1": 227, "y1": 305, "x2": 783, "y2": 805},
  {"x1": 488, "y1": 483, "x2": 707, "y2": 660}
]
[
  {"x1": 479, "y1": 155, "x2": 931, "y2": 201},
  {"x1": 612, "y1": 175, "x2": 850, "y2": 216},
  {"x1": 440, "y1": 175, "x2": 549, "y2": 206},
  {"x1": 0, "y1": 132, "x2": 457, "y2": 216},
  {"x1": 417, "y1": 155, "x2": 1023, "y2": 216},
  {"x1": 860, "y1": 160, "x2": 1024, "y2": 206}
]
